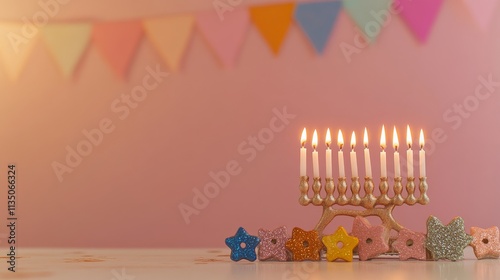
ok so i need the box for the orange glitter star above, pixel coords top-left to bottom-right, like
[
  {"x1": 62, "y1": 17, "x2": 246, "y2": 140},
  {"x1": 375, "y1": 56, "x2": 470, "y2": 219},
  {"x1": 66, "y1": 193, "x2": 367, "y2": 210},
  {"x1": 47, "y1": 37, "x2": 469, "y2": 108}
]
[
  {"x1": 285, "y1": 227, "x2": 323, "y2": 261},
  {"x1": 470, "y1": 226, "x2": 500, "y2": 259},
  {"x1": 322, "y1": 226, "x2": 359, "y2": 262}
]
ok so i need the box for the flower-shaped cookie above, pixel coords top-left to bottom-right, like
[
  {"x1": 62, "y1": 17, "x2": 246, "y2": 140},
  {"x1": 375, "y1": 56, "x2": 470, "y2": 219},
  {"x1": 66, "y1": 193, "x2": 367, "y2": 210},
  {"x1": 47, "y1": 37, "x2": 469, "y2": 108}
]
[
  {"x1": 392, "y1": 228, "x2": 427, "y2": 260},
  {"x1": 425, "y1": 216, "x2": 472, "y2": 261}
]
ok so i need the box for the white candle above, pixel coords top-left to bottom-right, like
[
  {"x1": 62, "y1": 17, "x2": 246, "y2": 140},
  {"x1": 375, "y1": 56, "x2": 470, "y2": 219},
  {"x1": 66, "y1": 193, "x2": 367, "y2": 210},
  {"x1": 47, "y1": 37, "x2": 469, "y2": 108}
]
[
  {"x1": 419, "y1": 129, "x2": 426, "y2": 178},
  {"x1": 325, "y1": 128, "x2": 332, "y2": 178},
  {"x1": 363, "y1": 128, "x2": 372, "y2": 178},
  {"x1": 406, "y1": 125, "x2": 414, "y2": 178},
  {"x1": 350, "y1": 131, "x2": 358, "y2": 178},
  {"x1": 380, "y1": 125, "x2": 387, "y2": 178},
  {"x1": 312, "y1": 130, "x2": 319, "y2": 178},
  {"x1": 300, "y1": 128, "x2": 307, "y2": 177},
  {"x1": 393, "y1": 126, "x2": 401, "y2": 178},
  {"x1": 338, "y1": 130, "x2": 345, "y2": 178}
]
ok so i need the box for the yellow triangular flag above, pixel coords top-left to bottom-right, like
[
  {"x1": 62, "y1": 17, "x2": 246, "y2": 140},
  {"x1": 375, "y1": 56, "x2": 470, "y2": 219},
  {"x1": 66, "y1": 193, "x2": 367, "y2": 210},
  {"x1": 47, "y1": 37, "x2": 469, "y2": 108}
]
[
  {"x1": 0, "y1": 23, "x2": 39, "y2": 81},
  {"x1": 143, "y1": 15, "x2": 195, "y2": 72},
  {"x1": 42, "y1": 23, "x2": 92, "y2": 78}
]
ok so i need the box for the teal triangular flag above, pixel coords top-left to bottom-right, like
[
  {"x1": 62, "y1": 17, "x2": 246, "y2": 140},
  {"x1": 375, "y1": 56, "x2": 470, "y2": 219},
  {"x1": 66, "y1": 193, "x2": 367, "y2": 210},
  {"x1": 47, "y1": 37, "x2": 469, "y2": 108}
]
[{"x1": 343, "y1": 0, "x2": 393, "y2": 42}]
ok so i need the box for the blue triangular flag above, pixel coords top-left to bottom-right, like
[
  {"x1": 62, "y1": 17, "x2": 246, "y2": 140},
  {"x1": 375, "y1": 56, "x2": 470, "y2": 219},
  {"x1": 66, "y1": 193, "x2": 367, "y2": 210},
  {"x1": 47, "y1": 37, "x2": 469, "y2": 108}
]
[{"x1": 294, "y1": 1, "x2": 342, "y2": 54}]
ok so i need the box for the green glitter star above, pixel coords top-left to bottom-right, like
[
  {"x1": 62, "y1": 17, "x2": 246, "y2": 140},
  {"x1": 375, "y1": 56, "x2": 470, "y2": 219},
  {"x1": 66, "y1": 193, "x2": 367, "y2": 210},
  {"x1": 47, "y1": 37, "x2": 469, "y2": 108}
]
[{"x1": 425, "y1": 216, "x2": 473, "y2": 261}]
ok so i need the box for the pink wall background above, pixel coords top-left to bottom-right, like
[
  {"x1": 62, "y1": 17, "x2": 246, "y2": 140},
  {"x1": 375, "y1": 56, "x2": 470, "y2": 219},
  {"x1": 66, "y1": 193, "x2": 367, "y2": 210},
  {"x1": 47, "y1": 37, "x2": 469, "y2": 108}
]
[{"x1": 0, "y1": 0, "x2": 499, "y2": 248}]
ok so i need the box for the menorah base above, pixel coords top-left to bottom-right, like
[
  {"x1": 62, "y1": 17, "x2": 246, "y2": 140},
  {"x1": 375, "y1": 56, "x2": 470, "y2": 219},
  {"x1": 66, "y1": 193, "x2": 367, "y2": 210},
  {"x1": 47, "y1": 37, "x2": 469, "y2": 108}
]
[
  {"x1": 315, "y1": 205, "x2": 405, "y2": 256},
  {"x1": 314, "y1": 205, "x2": 403, "y2": 236}
]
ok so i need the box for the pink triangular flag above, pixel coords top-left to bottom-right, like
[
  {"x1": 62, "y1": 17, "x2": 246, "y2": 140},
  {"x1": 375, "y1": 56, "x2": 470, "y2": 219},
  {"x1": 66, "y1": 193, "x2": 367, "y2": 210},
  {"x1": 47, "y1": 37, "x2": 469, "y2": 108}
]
[
  {"x1": 196, "y1": 10, "x2": 249, "y2": 68},
  {"x1": 92, "y1": 21, "x2": 143, "y2": 78},
  {"x1": 396, "y1": 0, "x2": 444, "y2": 42},
  {"x1": 463, "y1": 0, "x2": 498, "y2": 31}
]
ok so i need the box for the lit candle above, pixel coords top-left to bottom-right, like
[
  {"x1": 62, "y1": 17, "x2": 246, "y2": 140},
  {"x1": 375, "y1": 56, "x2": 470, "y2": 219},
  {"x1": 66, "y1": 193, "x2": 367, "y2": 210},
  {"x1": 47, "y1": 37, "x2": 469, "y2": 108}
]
[
  {"x1": 419, "y1": 129, "x2": 426, "y2": 178},
  {"x1": 350, "y1": 131, "x2": 358, "y2": 178},
  {"x1": 363, "y1": 128, "x2": 372, "y2": 178},
  {"x1": 338, "y1": 130, "x2": 345, "y2": 178},
  {"x1": 312, "y1": 129, "x2": 319, "y2": 178},
  {"x1": 406, "y1": 125, "x2": 414, "y2": 178},
  {"x1": 300, "y1": 128, "x2": 307, "y2": 177},
  {"x1": 325, "y1": 128, "x2": 332, "y2": 178},
  {"x1": 380, "y1": 125, "x2": 387, "y2": 178},
  {"x1": 393, "y1": 126, "x2": 401, "y2": 178}
]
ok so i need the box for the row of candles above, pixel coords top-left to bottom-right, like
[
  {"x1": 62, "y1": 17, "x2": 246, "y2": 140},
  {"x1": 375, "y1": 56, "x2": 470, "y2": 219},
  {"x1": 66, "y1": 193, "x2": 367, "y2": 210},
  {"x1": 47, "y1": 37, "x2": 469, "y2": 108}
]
[{"x1": 299, "y1": 126, "x2": 426, "y2": 179}]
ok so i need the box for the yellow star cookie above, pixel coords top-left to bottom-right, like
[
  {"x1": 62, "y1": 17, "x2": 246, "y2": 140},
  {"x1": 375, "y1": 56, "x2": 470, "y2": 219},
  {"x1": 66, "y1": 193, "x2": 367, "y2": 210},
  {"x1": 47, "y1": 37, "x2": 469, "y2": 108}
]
[{"x1": 322, "y1": 226, "x2": 359, "y2": 262}]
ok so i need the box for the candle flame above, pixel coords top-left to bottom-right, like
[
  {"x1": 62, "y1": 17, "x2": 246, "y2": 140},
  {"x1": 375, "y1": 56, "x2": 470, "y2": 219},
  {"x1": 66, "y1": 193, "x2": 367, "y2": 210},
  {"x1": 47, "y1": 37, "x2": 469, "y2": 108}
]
[
  {"x1": 350, "y1": 131, "x2": 356, "y2": 150},
  {"x1": 312, "y1": 129, "x2": 318, "y2": 150},
  {"x1": 326, "y1": 128, "x2": 332, "y2": 148},
  {"x1": 380, "y1": 125, "x2": 386, "y2": 150},
  {"x1": 301, "y1": 128, "x2": 307, "y2": 147},
  {"x1": 338, "y1": 130, "x2": 344, "y2": 150},
  {"x1": 363, "y1": 127, "x2": 368, "y2": 148},
  {"x1": 393, "y1": 126, "x2": 399, "y2": 151},
  {"x1": 406, "y1": 125, "x2": 412, "y2": 149},
  {"x1": 419, "y1": 129, "x2": 425, "y2": 149}
]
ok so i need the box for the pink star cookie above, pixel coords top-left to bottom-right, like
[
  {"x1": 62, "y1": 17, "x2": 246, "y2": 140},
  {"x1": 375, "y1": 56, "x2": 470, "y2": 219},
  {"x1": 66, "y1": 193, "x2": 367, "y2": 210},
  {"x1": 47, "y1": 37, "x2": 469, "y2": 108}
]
[
  {"x1": 351, "y1": 216, "x2": 390, "y2": 261},
  {"x1": 392, "y1": 228, "x2": 427, "y2": 260},
  {"x1": 258, "y1": 226, "x2": 288, "y2": 261},
  {"x1": 470, "y1": 226, "x2": 500, "y2": 259}
]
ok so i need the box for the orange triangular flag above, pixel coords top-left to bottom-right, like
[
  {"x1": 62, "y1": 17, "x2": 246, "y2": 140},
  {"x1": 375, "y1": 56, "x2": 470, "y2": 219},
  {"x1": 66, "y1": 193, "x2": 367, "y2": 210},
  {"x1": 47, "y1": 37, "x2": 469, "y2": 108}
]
[
  {"x1": 249, "y1": 3, "x2": 295, "y2": 55},
  {"x1": 143, "y1": 15, "x2": 195, "y2": 72}
]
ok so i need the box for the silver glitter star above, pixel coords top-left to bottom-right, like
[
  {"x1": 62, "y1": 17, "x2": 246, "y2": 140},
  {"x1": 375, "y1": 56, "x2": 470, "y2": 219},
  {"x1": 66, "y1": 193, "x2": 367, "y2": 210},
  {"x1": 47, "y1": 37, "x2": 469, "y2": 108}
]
[{"x1": 425, "y1": 216, "x2": 472, "y2": 261}]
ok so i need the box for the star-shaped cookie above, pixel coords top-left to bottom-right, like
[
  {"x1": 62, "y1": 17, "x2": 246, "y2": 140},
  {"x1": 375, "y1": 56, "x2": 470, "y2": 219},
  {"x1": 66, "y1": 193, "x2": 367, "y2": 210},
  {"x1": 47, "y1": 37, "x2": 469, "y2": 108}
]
[
  {"x1": 470, "y1": 226, "x2": 500, "y2": 259},
  {"x1": 225, "y1": 227, "x2": 260, "y2": 261},
  {"x1": 258, "y1": 226, "x2": 288, "y2": 261},
  {"x1": 392, "y1": 228, "x2": 427, "y2": 260},
  {"x1": 322, "y1": 226, "x2": 359, "y2": 262},
  {"x1": 425, "y1": 216, "x2": 472, "y2": 261},
  {"x1": 285, "y1": 227, "x2": 323, "y2": 261},
  {"x1": 351, "y1": 216, "x2": 390, "y2": 261}
]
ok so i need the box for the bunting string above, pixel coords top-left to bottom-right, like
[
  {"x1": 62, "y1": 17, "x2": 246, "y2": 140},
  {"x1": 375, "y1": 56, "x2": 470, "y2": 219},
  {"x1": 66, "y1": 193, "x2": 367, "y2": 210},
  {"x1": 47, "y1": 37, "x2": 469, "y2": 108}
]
[{"x1": 0, "y1": 0, "x2": 495, "y2": 80}]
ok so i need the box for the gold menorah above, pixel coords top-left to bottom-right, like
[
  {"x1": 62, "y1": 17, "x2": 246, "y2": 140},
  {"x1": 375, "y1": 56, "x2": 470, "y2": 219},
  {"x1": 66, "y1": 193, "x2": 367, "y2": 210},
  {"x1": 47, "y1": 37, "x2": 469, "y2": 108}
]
[{"x1": 299, "y1": 175, "x2": 429, "y2": 235}]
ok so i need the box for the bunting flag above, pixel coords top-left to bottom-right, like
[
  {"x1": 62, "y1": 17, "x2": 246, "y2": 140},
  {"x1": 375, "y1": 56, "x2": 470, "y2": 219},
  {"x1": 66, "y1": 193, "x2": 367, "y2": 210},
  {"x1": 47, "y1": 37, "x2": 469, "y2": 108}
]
[
  {"x1": 250, "y1": 3, "x2": 295, "y2": 55},
  {"x1": 294, "y1": 1, "x2": 342, "y2": 54},
  {"x1": 397, "y1": 0, "x2": 444, "y2": 42},
  {"x1": 42, "y1": 23, "x2": 92, "y2": 77},
  {"x1": 0, "y1": 23, "x2": 39, "y2": 81},
  {"x1": 0, "y1": 1, "x2": 493, "y2": 81},
  {"x1": 196, "y1": 10, "x2": 250, "y2": 68},
  {"x1": 92, "y1": 21, "x2": 143, "y2": 78},
  {"x1": 463, "y1": 0, "x2": 498, "y2": 31},
  {"x1": 342, "y1": 0, "x2": 393, "y2": 42},
  {"x1": 143, "y1": 15, "x2": 195, "y2": 72}
]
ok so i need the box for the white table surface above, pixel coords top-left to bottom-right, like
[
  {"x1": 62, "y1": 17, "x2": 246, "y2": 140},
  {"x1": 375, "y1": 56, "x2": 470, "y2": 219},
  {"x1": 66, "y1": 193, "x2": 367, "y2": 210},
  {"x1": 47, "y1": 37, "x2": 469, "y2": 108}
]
[{"x1": 0, "y1": 247, "x2": 499, "y2": 279}]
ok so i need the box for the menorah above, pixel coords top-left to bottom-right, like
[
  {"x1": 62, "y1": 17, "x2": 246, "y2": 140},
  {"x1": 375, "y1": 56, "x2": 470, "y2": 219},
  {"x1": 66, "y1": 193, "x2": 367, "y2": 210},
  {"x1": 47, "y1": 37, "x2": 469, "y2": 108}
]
[{"x1": 298, "y1": 175, "x2": 429, "y2": 235}]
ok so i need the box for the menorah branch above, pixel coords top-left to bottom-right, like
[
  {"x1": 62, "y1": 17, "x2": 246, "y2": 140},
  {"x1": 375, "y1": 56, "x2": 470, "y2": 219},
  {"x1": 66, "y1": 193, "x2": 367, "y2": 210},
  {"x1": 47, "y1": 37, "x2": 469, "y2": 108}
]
[{"x1": 298, "y1": 176, "x2": 429, "y2": 235}]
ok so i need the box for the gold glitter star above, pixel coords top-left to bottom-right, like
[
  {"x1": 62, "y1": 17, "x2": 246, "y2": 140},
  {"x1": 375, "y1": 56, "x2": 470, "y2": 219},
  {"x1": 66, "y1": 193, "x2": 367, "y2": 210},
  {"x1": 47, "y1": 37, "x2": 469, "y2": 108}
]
[
  {"x1": 425, "y1": 216, "x2": 472, "y2": 261},
  {"x1": 322, "y1": 226, "x2": 359, "y2": 262},
  {"x1": 285, "y1": 227, "x2": 323, "y2": 261},
  {"x1": 470, "y1": 226, "x2": 500, "y2": 259}
]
